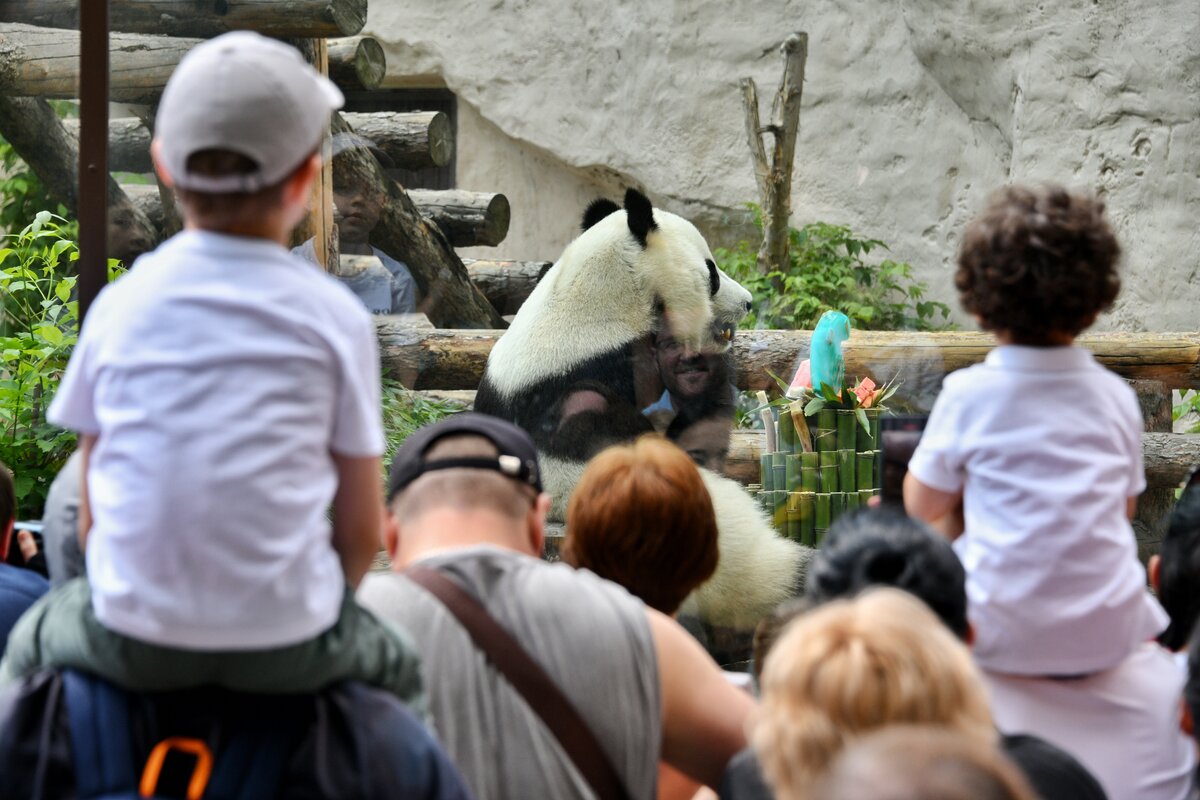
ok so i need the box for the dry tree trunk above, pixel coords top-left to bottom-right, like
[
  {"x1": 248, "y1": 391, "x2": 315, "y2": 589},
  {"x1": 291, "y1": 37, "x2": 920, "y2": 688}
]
[
  {"x1": 327, "y1": 36, "x2": 386, "y2": 91},
  {"x1": 342, "y1": 111, "x2": 454, "y2": 170},
  {"x1": 0, "y1": 95, "x2": 157, "y2": 258},
  {"x1": 740, "y1": 32, "x2": 808, "y2": 275},
  {"x1": 406, "y1": 190, "x2": 510, "y2": 248}
]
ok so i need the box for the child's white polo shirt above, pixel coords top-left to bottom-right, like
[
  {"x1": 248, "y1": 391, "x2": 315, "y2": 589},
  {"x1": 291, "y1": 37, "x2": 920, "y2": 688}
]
[
  {"x1": 49, "y1": 231, "x2": 384, "y2": 650},
  {"x1": 909, "y1": 345, "x2": 1167, "y2": 675}
]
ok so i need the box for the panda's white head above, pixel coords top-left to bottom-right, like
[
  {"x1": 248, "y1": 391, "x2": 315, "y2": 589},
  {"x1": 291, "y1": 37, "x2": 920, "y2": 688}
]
[
  {"x1": 575, "y1": 189, "x2": 752, "y2": 351},
  {"x1": 486, "y1": 188, "x2": 752, "y2": 396}
]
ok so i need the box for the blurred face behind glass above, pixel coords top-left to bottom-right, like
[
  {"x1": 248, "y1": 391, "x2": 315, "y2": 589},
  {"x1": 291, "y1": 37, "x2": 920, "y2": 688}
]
[
  {"x1": 654, "y1": 329, "x2": 721, "y2": 401},
  {"x1": 332, "y1": 172, "x2": 383, "y2": 245}
]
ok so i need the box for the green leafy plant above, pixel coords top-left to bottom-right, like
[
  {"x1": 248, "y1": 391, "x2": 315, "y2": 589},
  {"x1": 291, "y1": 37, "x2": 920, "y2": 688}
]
[
  {"x1": 1174, "y1": 390, "x2": 1200, "y2": 434},
  {"x1": 380, "y1": 379, "x2": 465, "y2": 468},
  {"x1": 0, "y1": 213, "x2": 120, "y2": 515},
  {"x1": 716, "y1": 211, "x2": 952, "y2": 332}
]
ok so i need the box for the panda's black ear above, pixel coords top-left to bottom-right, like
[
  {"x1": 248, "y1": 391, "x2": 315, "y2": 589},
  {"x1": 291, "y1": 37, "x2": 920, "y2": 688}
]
[
  {"x1": 706, "y1": 259, "x2": 720, "y2": 296},
  {"x1": 624, "y1": 188, "x2": 657, "y2": 248},
  {"x1": 581, "y1": 198, "x2": 620, "y2": 232}
]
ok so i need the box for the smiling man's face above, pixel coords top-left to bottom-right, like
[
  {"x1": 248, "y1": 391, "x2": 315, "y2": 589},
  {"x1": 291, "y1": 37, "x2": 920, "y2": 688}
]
[{"x1": 653, "y1": 330, "x2": 719, "y2": 401}]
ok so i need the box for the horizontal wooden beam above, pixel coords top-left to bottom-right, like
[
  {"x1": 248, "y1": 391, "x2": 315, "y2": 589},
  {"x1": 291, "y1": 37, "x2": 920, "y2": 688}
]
[
  {"x1": 0, "y1": 24, "x2": 379, "y2": 103},
  {"x1": 343, "y1": 110, "x2": 453, "y2": 170},
  {"x1": 407, "y1": 189, "x2": 510, "y2": 248},
  {"x1": 0, "y1": 0, "x2": 366, "y2": 38},
  {"x1": 378, "y1": 326, "x2": 1200, "y2": 395},
  {"x1": 327, "y1": 36, "x2": 385, "y2": 90},
  {"x1": 462, "y1": 258, "x2": 551, "y2": 315},
  {"x1": 63, "y1": 117, "x2": 151, "y2": 173}
]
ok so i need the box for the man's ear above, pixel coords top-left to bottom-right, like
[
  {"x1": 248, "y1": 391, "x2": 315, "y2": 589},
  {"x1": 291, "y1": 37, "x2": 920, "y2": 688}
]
[
  {"x1": 1149, "y1": 554, "x2": 1161, "y2": 593},
  {"x1": 526, "y1": 492, "x2": 550, "y2": 558},
  {"x1": 964, "y1": 622, "x2": 976, "y2": 648},
  {"x1": 383, "y1": 511, "x2": 400, "y2": 560},
  {"x1": 149, "y1": 140, "x2": 175, "y2": 189},
  {"x1": 1180, "y1": 697, "x2": 1194, "y2": 738},
  {"x1": 284, "y1": 153, "x2": 322, "y2": 204}
]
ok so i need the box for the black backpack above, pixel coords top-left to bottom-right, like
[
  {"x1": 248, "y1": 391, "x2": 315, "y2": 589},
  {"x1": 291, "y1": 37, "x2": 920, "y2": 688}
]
[{"x1": 64, "y1": 669, "x2": 296, "y2": 800}]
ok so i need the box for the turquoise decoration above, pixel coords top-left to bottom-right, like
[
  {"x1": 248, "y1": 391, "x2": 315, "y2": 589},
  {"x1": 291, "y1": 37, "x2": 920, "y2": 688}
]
[{"x1": 810, "y1": 310, "x2": 851, "y2": 395}]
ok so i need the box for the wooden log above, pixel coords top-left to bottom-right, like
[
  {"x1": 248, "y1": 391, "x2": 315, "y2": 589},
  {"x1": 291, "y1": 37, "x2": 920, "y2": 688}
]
[
  {"x1": 0, "y1": 95, "x2": 157, "y2": 262},
  {"x1": 407, "y1": 386, "x2": 1199, "y2": 494},
  {"x1": 0, "y1": 23, "x2": 199, "y2": 104},
  {"x1": 327, "y1": 36, "x2": 385, "y2": 91},
  {"x1": 120, "y1": 182, "x2": 166, "y2": 231},
  {"x1": 0, "y1": 0, "x2": 367, "y2": 38},
  {"x1": 1132, "y1": 380, "x2": 1176, "y2": 558},
  {"x1": 63, "y1": 117, "x2": 151, "y2": 174},
  {"x1": 0, "y1": 24, "x2": 366, "y2": 104},
  {"x1": 726, "y1": 430, "x2": 1199, "y2": 492},
  {"x1": 378, "y1": 328, "x2": 1200, "y2": 394},
  {"x1": 342, "y1": 111, "x2": 453, "y2": 170},
  {"x1": 462, "y1": 258, "x2": 552, "y2": 315},
  {"x1": 407, "y1": 189, "x2": 510, "y2": 248},
  {"x1": 335, "y1": 113, "x2": 505, "y2": 329}
]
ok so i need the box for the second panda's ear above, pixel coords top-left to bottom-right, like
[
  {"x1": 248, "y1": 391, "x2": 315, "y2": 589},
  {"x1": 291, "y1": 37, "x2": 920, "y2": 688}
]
[
  {"x1": 581, "y1": 198, "x2": 620, "y2": 232},
  {"x1": 624, "y1": 188, "x2": 657, "y2": 248}
]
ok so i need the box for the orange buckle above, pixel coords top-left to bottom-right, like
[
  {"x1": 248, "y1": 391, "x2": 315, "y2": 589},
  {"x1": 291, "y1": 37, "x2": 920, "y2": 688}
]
[{"x1": 138, "y1": 737, "x2": 213, "y2": 800}]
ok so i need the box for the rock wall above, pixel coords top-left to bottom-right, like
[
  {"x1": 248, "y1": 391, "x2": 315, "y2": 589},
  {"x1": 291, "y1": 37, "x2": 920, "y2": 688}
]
[{"x1": 367, "y1": 0, "x2": 1200, "y2": 331}]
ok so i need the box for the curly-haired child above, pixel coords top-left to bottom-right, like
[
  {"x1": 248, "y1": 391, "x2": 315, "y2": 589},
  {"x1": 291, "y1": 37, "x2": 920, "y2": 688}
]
[{"x1": 904, "y1": 185, "x2": 1167, "y2": 677}]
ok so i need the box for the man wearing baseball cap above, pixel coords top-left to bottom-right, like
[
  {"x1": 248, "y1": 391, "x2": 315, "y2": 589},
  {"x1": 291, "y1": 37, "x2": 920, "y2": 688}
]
[
  {"x1": 3, "y1": 32, "x2": 422, "y2": 705},
  {"x1": 358, "y1": 413, "x2": 754, "y2": 799}
]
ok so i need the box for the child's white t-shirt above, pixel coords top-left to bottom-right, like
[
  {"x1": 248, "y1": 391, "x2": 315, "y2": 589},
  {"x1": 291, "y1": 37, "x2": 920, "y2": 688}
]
[
  {"x1": 48, "y1": 231, "x2": 385, "y2": 651},
  {"x1": 908, "y1": 345, "x2": 1167, "y2": 675}
]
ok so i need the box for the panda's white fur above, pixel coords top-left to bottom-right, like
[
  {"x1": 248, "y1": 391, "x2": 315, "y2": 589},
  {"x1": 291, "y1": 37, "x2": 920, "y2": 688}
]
[
  {"x1": 477, "y1": 190, "x2": 810, "y2": 628},
  {"x1": 485, "y1": 203, "x2": 749, "y2": 401}
]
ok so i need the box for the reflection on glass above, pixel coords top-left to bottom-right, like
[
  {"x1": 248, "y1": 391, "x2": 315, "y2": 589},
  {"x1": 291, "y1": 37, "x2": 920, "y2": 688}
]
[{"x1": 293, "y1": 133, "x2": 419, "y2": 315}]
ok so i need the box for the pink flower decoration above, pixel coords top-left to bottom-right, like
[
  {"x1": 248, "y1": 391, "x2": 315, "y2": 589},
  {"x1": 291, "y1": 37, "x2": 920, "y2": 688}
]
[
  {"x1": 854, "y1": 377, "x2": 877, "y2": 407},
  {"x1": 789, "y1": 359, "x2": 812, "y2": 394}
]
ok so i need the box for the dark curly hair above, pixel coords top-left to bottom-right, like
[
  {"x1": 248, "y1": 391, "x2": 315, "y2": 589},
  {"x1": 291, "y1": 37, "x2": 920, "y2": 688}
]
[{"x1": 956, "y1": 185, "x2": 1121, "y2": 344}]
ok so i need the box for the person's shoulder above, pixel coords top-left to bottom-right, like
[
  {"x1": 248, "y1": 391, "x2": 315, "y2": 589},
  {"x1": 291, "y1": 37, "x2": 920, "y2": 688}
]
[{"x1": 0, "y1": 563, "x2": 49, "y2": 601}]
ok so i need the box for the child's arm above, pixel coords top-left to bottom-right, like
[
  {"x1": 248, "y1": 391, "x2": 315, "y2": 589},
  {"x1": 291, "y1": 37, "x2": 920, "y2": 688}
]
[
  {"x1": 77, "y1": 434, "x2": 96, "y2": 548},
  {"x1": 904, "y1": 472, "x2": 965, "y2": 540},
  {"x1": 331, "y1": 452, "x2": 384, "y2": 588}
]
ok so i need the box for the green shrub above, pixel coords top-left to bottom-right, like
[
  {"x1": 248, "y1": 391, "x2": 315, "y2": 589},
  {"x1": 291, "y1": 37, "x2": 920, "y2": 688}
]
[
  {"x1": 1174, "y1": 390, "x2": 1200, "y2": 434},
  {"x1": 716, "y1": 212, "x2": 952, "y2": 332},
  {"x1": 381, "y1": 380, "x2": 465, "y2": 468},
  {"x1": 0, "y1": 213, "x2": 120, "y2": 516}
]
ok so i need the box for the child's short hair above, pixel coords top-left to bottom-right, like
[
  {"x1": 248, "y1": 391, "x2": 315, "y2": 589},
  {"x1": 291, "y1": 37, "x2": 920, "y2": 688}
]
[
  {"x1": 173, "y1": 149, "x2": 310, "y2": 230},
  {"x1": 956, "y1": 185, "x2": 1121, "y2": 344}
]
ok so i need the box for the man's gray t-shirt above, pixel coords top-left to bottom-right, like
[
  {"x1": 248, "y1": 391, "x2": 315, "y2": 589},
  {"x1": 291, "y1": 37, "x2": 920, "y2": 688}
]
[{"x1": 358, "y1": 546, "x2": 661, "y2": 800}]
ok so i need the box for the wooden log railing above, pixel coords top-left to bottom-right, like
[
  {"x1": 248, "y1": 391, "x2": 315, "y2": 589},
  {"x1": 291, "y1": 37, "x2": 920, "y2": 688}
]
[
  {"x1": 0, "y1": 24, "x2": 375, "y2": 103},
  {"x1": 462, "y1": 259, "x2": 552, "y2": 316},
  {"x1": 407, "y1": 190, "x2": 511, "y2": 248},
  {"x1": 403, "y1": 387, "x2": 1199, "y2": 493},
  {"x1": 343, "y1": 111, "x2": 453, "y2": 170},
  {"x1": 0, "y1": 0, "x2": 367, "y2": 38},
  {"x1": 72, "y1": 111, "x2": 453, "y2": 175},
  {"x1": 327, "y1": 36, "x2": 385, "y2": 91},
  {"x1": 121, "y1": 182, "x2": 508, "y2": 251},
  {"x1": 376, "y1": 326, "x2": 1200, "y2": 395},
  {"x1": 0, "y1": 23, "x2": 199, "y2": 104}
]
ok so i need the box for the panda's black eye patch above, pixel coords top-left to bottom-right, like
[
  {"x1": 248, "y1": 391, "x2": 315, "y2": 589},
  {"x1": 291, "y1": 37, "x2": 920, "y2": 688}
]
[{"x1": 706, "y1": 259, "x2": 720, "y2": 297}]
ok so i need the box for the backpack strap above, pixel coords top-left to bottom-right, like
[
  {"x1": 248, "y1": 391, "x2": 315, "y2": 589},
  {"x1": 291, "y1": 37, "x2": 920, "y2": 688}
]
[
  {"x1": 63, "y1": 669, "x2": 139, "y2": 798},
  {"x1": 406, "y1": 565, "x2": 633, "y2": 800}
]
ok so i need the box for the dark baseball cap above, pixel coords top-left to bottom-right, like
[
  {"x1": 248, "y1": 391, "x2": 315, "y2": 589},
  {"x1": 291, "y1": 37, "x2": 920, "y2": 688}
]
[{"x1": 387, "y1": 413, "x2": 543, "y2": 501}]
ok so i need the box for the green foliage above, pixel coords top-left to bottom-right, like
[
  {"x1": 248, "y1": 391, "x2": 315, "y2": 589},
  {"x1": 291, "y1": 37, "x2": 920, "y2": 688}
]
[
  {"x1": 0, "y1": 101, "x2": 78, "y2": 235},
  {"x1": 0, "y1": 213, "x2": 120, "y2": 516},
  {"x1": 380, "y1": 380, "x2": 465, "y2": 468},
  {"x1": 716, "y1": 211, "x2": 953, "y2": 332},
  {"x1": 1174, "y1": 390, "x2": 1200, "y2": 434}
]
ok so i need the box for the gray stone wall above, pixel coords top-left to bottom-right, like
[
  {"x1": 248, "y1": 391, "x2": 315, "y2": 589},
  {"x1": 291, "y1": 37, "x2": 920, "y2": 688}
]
[{"x1": 368, "y1": 0, "x2": 1199, "y2": 331}]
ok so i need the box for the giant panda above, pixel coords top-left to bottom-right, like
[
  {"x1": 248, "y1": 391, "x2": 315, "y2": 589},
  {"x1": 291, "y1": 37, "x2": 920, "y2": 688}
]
[{"x1": 476, "y1": 189, "x2": 809, "y2": 629}]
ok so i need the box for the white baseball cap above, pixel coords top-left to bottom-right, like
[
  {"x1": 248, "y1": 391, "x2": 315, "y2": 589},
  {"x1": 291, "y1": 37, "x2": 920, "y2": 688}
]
[{"x1": 155, "y1": 32, "x2": 344, "y2": 193}]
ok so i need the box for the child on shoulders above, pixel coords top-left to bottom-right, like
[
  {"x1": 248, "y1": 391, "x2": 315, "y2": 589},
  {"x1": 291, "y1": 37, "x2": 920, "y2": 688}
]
[
  {"x1": 1, "y1": 32, "x2": 422, "y2": 709},
  {"x1": 905, "y1": 185, "x2": 1167, "y2": 677}
]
